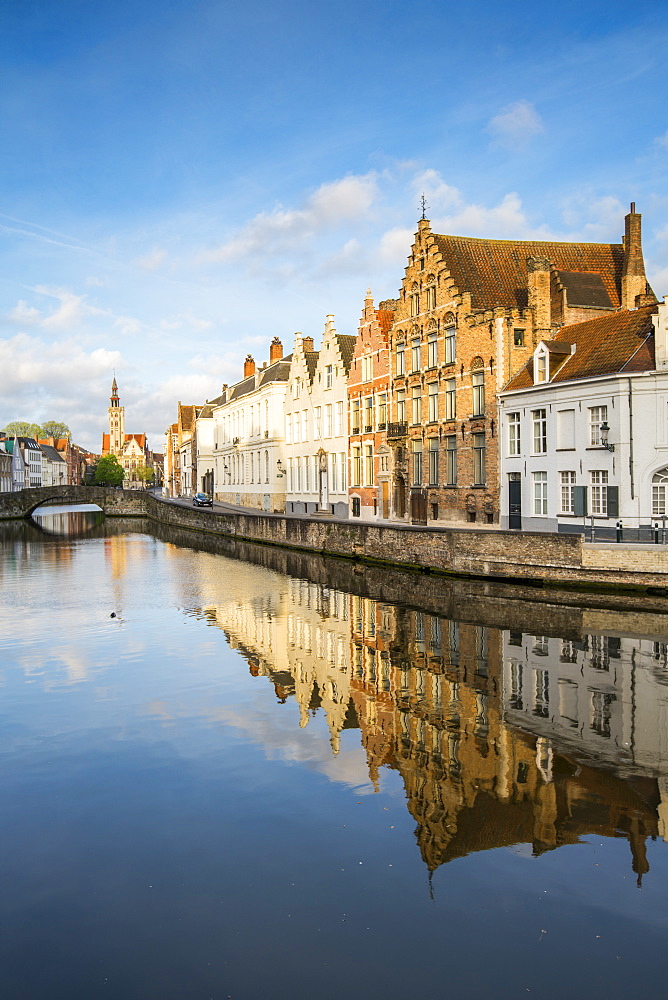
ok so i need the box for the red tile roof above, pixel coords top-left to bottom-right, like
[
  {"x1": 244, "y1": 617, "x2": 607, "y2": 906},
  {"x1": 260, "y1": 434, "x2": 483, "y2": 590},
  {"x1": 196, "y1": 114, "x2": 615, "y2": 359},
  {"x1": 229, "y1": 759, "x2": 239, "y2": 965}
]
[
  {"x1": 504, "y1": 305, "x2": 657, "y2": 391},
  {"x1": 431, "y1": 234, "x2": 625, "y2": 312}
]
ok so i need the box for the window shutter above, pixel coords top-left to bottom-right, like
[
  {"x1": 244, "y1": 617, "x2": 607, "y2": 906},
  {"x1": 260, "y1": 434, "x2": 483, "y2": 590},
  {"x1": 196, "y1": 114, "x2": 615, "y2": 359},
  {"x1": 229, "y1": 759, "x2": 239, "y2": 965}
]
[
  {"x1": 573, "y1": 485, "x2": 588, "y2": 517},
  {"x1": 606, "y1": 486, "x2": 619, "y2": 518}
]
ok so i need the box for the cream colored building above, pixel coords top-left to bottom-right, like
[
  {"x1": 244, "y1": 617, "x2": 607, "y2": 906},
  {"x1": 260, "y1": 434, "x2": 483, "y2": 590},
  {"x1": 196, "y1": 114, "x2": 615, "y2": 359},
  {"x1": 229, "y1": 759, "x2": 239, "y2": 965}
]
[
  {"x1": 212, "y1": 338, "x2": 291, "y2": 510},
  {"x1": 284, "y1": 316, "x2": 355, "y2": 517}
]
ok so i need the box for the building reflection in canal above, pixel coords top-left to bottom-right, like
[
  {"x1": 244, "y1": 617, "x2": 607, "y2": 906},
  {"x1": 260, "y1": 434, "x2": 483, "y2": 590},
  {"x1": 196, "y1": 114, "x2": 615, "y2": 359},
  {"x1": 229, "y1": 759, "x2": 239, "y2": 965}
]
[
  {"x1": 181, "y1": 541, "x2": 668, "y2": 884},
  {"x1": 3, "y1": 513, "x2": 668, "y2": 999}
]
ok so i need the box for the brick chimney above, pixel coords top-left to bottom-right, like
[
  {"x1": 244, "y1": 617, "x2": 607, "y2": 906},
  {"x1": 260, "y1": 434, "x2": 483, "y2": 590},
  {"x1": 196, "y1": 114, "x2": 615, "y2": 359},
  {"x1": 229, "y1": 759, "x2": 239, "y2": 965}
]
[
  {"x1": 269, "y1": 337, "x2": 283, "y2": 362},
  {"x1": 527, "y1": 256, "x2": 552, "y2": 337},
  {"x1": 244, "y1": 355, "x2": 255, "y2": 377},
  {"x1": 302, "y1": 336, "x2": 314, "y2": 352},
  {"x1": 622, "y1": 203, "x2": 651, "y2": 310}
]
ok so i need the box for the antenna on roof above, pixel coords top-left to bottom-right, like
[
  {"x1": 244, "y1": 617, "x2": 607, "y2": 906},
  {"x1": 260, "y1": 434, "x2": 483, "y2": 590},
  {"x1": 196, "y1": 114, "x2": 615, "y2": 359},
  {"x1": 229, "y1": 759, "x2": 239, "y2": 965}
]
[{"x1": 420, "y1": 194, "x2": 428, "y2": 220}]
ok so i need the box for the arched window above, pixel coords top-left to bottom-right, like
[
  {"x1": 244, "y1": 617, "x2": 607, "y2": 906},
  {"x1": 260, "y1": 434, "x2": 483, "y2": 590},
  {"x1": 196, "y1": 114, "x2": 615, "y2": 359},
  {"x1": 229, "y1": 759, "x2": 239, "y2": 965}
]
[{"x1": 652, "y1": 469, "x2": 668, "y2": 515}]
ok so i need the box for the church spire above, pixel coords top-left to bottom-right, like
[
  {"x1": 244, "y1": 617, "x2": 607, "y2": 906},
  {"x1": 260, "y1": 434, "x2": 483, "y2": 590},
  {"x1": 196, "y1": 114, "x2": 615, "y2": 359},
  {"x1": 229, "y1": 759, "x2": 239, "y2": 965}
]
[{"x1": 107, "y1": 375, "x2": 125, "y2": 455}]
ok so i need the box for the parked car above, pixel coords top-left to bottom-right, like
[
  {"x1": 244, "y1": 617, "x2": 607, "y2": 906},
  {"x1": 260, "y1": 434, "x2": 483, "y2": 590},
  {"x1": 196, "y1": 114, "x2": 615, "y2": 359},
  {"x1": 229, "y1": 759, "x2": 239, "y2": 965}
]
[{"x1": 193, "y1": 492, "x2": 213, "y2": 507}]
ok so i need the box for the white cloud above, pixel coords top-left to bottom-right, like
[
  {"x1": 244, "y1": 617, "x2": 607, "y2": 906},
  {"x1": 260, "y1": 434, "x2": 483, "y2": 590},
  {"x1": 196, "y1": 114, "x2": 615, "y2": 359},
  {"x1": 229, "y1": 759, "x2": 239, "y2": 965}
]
[
  {"x1": 113, "y1": 315, "x2": 144, "y2": 337},
  {"x1": 402, "y1": 172, "x2": 554, "y2": 240},
  {"x1": 649, "y1": 264, "x2": 668, "y2": 298},
  {"x1": 32, "y1": 285, "x2": 107, "y2": 330},
  {"x1": 410, "y1": 169, "x2": 462, "y2": 215},
  {"x1": 487, "y1": 100, "x2": 545, "y2": 148},
  {"x1": 563, "y1": 195, "x2": 626, "y2": 241},
  {"x1": 0, "y1": 333, "x2": 124, "y2": 448},
  {"x1": 198, "y1": 172, "x2": 379, "y2": 266},
  {"x1": 654, "y1": 130, "x2": 668, "y2": 150},
  {"x1": 7, "y1": 300, "x2": 41, "y2": 324}
]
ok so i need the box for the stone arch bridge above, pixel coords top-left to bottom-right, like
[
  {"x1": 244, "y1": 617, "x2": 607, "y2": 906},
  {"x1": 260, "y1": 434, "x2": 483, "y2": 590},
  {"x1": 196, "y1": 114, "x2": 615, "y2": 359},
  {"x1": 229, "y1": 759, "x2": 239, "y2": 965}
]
[{"x1": 0, "y1": 485, "x2": 152, "y2": 520}]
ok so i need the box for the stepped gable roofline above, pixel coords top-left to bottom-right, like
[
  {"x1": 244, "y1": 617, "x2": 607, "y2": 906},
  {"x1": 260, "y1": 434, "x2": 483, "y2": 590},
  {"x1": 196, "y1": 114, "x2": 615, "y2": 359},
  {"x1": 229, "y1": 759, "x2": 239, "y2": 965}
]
[
  {"x1": 335, "y1": 334, "x2": 357, "y2": 374},
  {"x1": 124, "y1": 433, "x2": 147, "y2": 447},
  {"x1": 504, "y1": 304, "x2": 657, "y2": 392},
  {"x1": 377, "y1": 309, "x2": 395, "y2": 335},
  {"x1": 178, "y1": 403, "x2": 197, "y2": 431},
  {"x1": 428, "y1": 232, "x2": 626, "y2": 312}
]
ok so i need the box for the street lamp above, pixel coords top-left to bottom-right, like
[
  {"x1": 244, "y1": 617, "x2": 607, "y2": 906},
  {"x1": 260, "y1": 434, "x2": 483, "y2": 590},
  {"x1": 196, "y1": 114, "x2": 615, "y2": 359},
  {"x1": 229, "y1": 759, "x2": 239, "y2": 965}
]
[{"x1": 600, "y1": 421, "x2": 615, "y2": 452}]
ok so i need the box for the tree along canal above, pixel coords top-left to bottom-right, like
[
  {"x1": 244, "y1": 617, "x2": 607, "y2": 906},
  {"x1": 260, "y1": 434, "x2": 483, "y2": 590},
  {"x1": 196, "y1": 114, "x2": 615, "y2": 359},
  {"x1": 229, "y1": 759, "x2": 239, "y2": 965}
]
[{"x1": 1, "y1": 510, "x2": 668, "y2": 1000}]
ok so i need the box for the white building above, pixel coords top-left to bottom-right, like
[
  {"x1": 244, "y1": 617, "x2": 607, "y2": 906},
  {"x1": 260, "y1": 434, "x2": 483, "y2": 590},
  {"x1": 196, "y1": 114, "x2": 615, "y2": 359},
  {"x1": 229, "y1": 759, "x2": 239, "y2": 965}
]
[
  {"x1": 212, "y1": 337, "x2": 291, "y2": 511},
  {"x1": 39, "y1": 444, "x2": 67, "y2": 487},
  {"x1": 15, "y1": 437, "x2": 42, "y2": 488},
  {"x1": 498, "y1": 299, "x2": 667, "y2": 535},
  {"x1": 284, "y1": 316, "x2": 355, "y2": 517},
  {"x1": 195, "y1": 397, "x2": 222, "y2": 496},
  {"x1": 502, "y1": 627, "x2": 668, "y2": 779}
]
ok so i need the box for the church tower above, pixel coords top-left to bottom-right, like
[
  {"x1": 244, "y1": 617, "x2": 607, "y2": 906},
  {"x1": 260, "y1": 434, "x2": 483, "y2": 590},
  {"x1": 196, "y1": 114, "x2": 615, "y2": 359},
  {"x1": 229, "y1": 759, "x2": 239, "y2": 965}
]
[{"x1": 108, "y1": 377, "x2": 125, "y2": 456}]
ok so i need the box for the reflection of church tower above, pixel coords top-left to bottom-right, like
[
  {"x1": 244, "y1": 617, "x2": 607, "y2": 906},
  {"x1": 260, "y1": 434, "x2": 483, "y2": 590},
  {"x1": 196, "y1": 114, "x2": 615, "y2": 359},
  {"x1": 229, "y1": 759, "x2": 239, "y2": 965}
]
[{"x1": 108, "y1": 377, "x2": 125, "y2": 456}]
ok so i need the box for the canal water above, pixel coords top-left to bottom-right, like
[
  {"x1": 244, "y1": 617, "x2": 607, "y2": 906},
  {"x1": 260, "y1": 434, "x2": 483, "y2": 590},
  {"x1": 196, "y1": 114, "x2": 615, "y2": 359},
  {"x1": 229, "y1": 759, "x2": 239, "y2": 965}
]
[{"x1": 1, "y1": 510, "x2": 668, "y2": 999}]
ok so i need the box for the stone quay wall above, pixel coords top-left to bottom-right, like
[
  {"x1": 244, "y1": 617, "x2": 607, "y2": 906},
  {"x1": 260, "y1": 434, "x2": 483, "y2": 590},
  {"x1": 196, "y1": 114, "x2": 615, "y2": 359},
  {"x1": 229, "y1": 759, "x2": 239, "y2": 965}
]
[
  {"x1": 2, "y1": 486, "x2": 668, "y2": 591},
  {"x1": 142, "y1": 496, "x2": 668, "y2": 591}
]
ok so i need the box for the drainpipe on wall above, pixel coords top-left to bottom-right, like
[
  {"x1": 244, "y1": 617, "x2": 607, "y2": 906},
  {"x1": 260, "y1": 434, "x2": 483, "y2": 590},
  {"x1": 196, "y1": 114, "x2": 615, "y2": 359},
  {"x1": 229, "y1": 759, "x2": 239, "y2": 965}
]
[{"x1": 628, "y1": 378, "x2": 635, "y2": 500}]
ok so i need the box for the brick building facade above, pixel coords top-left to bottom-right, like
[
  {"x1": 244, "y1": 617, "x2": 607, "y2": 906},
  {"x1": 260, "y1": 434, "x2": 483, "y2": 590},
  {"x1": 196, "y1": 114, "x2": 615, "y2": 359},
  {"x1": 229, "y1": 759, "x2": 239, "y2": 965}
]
[
  {"x1": 386, "y1": 206, "x2": 654, "y2": 525},
  {"x1": 347, "y1": 290, "x2": 396, "y2": 519}
]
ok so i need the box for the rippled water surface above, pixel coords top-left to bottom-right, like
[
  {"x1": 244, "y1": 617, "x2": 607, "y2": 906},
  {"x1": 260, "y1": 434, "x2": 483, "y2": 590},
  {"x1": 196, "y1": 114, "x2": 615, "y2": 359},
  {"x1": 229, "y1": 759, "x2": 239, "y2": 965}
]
[{"x1": 2, "y1": 513, "x2": 668, "y2": 999}]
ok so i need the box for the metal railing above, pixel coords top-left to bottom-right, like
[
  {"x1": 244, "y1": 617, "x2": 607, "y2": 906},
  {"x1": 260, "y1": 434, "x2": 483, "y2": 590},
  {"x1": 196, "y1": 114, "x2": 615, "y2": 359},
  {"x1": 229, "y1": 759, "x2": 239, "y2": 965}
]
[
  {"x1": 387, "y1": 422, "x2": 407, "y2": 439},
  {"x1": 579, "y1": 515, "x2": 668, "y2": 543}
]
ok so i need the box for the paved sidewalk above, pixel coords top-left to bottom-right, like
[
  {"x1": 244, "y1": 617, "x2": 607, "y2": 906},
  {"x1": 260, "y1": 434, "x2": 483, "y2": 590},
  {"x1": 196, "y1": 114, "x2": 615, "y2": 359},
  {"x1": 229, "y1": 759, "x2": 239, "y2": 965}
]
[{"x1": 158, "y1": 494, "x2": 505, "y2": 533}]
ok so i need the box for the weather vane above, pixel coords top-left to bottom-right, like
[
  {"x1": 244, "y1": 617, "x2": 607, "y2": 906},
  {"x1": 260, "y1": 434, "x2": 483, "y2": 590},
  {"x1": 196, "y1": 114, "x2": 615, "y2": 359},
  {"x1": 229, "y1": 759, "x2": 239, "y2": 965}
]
[{"x1": 420, "y1": 193, "x2": 428, "y2": 220}]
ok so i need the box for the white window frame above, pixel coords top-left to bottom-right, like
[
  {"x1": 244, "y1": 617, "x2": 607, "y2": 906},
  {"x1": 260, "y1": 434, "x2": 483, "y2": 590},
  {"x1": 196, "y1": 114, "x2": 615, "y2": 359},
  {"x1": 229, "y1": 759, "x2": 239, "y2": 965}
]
[
  {"x1": 533, "y1": 471, "x2": 548, "y2": 516},
  {"x1": 559, "y1": 471, "x2": 576, "y2": 514},
  {"x1": 508, "y1": 412, "x2": 520, "y2": 455},
  {"x1": 589, "y1": 405, "x2": 608, "y2": 447},
  {"x1": 590, "y1": 469, "x2": 608, "y2": 515},
  {"x1": 532, "y1": 409, "x2": 547, "y2": 454}
]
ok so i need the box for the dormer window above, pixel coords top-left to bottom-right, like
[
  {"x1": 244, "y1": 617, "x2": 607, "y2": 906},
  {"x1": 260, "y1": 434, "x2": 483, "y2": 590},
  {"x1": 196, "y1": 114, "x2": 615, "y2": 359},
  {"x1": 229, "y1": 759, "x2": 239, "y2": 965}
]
[
  {"x1": 534, "y1": 340, "x2": 572, "y2": 383},
  {"x1": 535, "y1": 347, "x2": 548, "y2": 383}
]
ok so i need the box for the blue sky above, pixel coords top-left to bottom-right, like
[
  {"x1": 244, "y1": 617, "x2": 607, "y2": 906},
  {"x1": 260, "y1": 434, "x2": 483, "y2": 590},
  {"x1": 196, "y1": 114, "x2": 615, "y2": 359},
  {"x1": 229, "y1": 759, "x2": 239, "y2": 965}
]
[{"x1": 1, "y1": 0, "x2": 667, "y2": 451}]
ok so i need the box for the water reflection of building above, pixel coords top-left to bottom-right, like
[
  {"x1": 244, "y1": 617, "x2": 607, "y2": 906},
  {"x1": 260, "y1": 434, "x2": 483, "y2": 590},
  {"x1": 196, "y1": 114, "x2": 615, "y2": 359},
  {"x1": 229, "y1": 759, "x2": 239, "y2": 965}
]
[
  {"x1": 194, "y1": 559, "x2": 357, "y2": 749},
  {"x1": 502, "y1": 630, "x2": 668, "y2": 777},
  {"x1": 184, "y1": 545, "x2": 668, "y2": 879}
]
